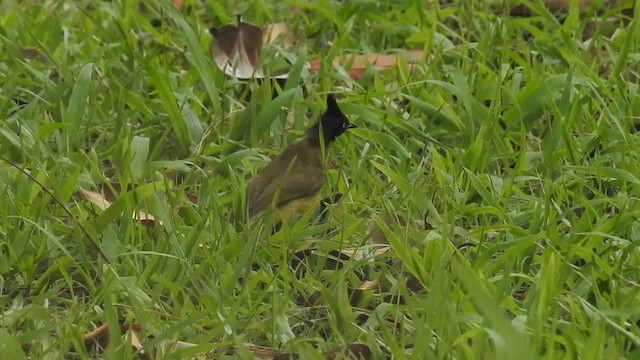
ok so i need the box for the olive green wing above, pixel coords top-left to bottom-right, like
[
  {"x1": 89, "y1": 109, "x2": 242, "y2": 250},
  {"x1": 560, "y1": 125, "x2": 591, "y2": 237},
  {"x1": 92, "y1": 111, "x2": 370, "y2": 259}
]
[{"x1": 247, "y1": 162, "x2": 325, "y2": 220}]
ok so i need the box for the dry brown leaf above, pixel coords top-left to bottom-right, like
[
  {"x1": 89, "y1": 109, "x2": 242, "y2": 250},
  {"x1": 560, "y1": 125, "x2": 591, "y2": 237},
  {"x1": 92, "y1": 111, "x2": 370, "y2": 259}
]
[
  {"x1": 357, "y1": 280, "x2": 378, "y2": 291},
  {"x1": 210, "y1": 16, "x2": 293, "y2": 79},
  {"x1": 83, "y1": 323, "x2": 142, "y2": 349},
  {"x1": 347, "y1": 280, "x2": 379, "y2": 306},
  {"x1": 264, "y1": 22, "x2": 296, "y2": 47},
  {"x1": 96, "y1": 182, "x2": 122, "y2": 202},
  {"x1": 184, "y1": 191, "x2": 199, "y2": 205},
  {"x1": 171, "y1": 0, "x2": 184, "y2": 10},
  {"x1": 136, "y1": 211, "x2": 158, "y2": 228},
  {"x1": 19, "y1": 47, "x2": 43, "y2": 60},
  {"x1": 80, "y1": 189, "x2": 111, "y2": 211},
  {"x1": 125, "y1": 329, "x2": 143, "y2": 351},
  {"x1": 309, "y1": 50, "x2": 424, "y2": 81},
  {"x1": 174, "y1": 341, "x2": 198, "y2": 350},
  {"x1": 83, "y1": 323, "x2": 110, "y2": 346},
  {"x1": 368, "y1": 218, "x2": 388, "y2": 245},
  {"x1": 79, "y1": 188, "x2": 161, "y2": 227},
  {"x1": 339, "y1": 246, "x2": 390, "y2": 261},
  {"x1": 406, "y1": 274, "x2": 425, "y2": 293},
  {"x1": 283, "y1": 110, "x2": 296, "y2": 130},
  {"x1": 210, "y1": 15, "x2": 263, "y2": 78},
  {"x1": 210, "y1": 17, "x2": 427, "y2": 82}
]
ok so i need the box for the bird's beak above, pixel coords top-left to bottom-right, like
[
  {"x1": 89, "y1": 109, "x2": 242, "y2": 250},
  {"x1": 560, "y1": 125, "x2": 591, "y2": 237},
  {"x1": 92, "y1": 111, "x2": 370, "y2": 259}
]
[{"x1": 347, "y1": 123, "x2": 357, "y2": 129}]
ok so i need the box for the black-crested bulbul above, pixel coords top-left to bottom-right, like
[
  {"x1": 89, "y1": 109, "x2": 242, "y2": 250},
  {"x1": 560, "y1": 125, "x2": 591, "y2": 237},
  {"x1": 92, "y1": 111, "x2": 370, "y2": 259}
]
[{"x1": 246, "y1": 95, "x2": 355, "y2": 227}]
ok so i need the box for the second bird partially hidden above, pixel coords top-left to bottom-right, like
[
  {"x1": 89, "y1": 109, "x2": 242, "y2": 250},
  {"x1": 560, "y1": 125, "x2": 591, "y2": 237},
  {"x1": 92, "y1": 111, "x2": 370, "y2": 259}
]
[{"x1": 246, "y1": 95, "x2": 356, "y2": 229}]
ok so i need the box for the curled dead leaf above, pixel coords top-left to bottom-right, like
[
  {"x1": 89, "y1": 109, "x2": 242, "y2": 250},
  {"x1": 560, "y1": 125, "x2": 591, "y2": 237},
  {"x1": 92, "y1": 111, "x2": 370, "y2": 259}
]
[
  {"x1": 347, "y1": 280, "x2": 379, "y2": 306},
  {"x1": 125, "y1": 329, "x2": 143, "y2": 352},
  {"x1": 79, "y1": 189, "x2": 111, "y2": 211},
  {"x1": 357, "y1": 280, "x2": 378, "y2": 291},
  {"x1": 19, "y1": 47, "x2": 43, "y2": 60},
  {"x1": 136, "y1": 212, "x2": 158, "y2": 228},
  {"x1": 264, "y1": 22, "x2": 296, "y2": 47},
  {"x1": 406, "y1": 274, "x2": 425, "y2": 293},
  {"x1": 486, "y1": 231, "x2": 498, "y2": 241},
  {"x1": 171, "y1": 0, "x2": 184, "y2": 10},
  {"x1": 210, "y1": 15, "x2": 262, "y2": 74},
  {"x1": 174, "y1": 341, "x2": 198, "y2": 350},
  {"x1": 83, "y1": 323, "x2": 142, "y2": 349},
  {"x1": 338, "y1": 246, "x2": 390, "y2": 261},
  {"x1": 79, "y1": 188, "x2": 161, "y2": 227},
  {"x1": 209, "y1": 16, "x2": 293, "y2": 79}
]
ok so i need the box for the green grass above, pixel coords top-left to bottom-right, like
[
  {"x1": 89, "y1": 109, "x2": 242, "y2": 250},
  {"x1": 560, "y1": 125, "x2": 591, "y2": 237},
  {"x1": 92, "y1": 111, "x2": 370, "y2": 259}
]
[{"x1": 1, "y1": 0, "x2": 639, "y2": 358}]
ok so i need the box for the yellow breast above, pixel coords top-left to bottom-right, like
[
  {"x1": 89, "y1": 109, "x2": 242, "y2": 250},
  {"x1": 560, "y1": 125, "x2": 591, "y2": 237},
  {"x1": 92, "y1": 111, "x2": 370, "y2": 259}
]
[{"x1": 274, "y1": 192, "x2": 322, "y2": 225}]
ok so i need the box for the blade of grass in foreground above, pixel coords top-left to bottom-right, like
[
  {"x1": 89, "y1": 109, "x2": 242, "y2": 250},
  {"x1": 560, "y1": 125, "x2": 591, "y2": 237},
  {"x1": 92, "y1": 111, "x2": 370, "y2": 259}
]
[
  {"x1": 65, "y1": 63, "x2": 93, "y2": 150},
  {"x1": 0, "y1": 329, "x2": 27, "y2": 360},
  {"x1": 158, "y1": 0, "x2": 222, "y2": 115},
  {"x1": 452, "y1": 255, "x2": 537, "y2": 360}
]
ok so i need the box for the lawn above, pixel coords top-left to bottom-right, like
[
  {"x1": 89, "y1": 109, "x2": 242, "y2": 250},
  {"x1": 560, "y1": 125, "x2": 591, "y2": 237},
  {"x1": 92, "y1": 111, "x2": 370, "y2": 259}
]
[{"x1": 1, "y1": 0, "x2": 639, "y2": 359}]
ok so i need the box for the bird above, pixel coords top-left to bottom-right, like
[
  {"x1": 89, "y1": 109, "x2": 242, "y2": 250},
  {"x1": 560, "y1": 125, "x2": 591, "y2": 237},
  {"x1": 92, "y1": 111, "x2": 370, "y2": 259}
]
[{"x1": 245, "y1": 95, "x2": 356, "y2": 229}]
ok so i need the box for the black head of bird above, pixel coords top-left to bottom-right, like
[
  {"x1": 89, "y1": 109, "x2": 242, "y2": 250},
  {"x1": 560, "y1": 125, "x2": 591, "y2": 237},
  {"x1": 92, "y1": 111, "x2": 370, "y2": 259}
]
[{"x1": 306, "y1": 95, "x2": 356, "y2": 146}]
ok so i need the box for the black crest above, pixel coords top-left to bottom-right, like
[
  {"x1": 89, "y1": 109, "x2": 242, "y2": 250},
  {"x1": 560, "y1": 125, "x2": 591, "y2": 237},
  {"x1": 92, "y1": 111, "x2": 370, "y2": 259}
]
[{"x1": 307, "y1": 95, "x2": 355, "y2": 145}]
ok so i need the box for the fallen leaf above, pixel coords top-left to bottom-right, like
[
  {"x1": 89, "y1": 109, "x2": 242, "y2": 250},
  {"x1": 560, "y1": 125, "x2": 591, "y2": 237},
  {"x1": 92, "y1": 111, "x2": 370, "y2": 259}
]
[
  {"x1": 136, "y1": 211, "x2": 158, "y2": 228},
  {"x1": 79, "y1": 188, "x2": 161, "y2": 227},
  {"x1": 19, "y1": 47, "x2": 43, "y2": 60},
  {"x1": 83, "y1": 323, "x2": 142, "y2": 349},
  {"x1": 171, "y1": 0, "x2": 184, "y2": 10},
  {"x1": 264, "y1": 22, "x2": 296, "y2": 47},
  {"x1": 174, "y1": 341, "x2": 198, "y2": 350},
  {"x1": 357, "y1": 280, "x2": 378, "y2": 291},
  {"x1": 125, "y1": 329, "x2": 143, "y2": 351},
  {"x1": 210, "y1": 16, "x2": 291, "y2": 79},
  {"x1": 184, "y1": 191, "x2": 199, "y2": 205},
  {"x1": 309, "y1": 50, "x2": 424, "y2": 81},
  {"x1": 338, "y1": 246, "x2": 390, "y2": 261},
  {"x1": 347, "y1": 280, "x2": 379, "y2": 306},
  {"x1": 79, "y1": 188, "x2": 111, "y2": 211},
  {"x1": 210, "y1": 18, "x2": 425, "y2": 81},
  {"x1": 406, "y1": 274, "x2": 425, "y2": 293}
]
